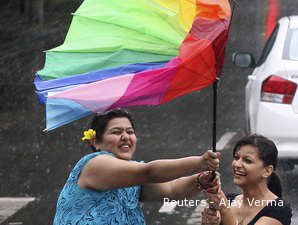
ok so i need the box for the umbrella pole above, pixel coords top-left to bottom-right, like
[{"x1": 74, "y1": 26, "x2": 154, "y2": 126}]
[
  {"x1": 210, "y1": 0, "x2": 238, "y2": 153},
  {"x1": 212, "y1": 79, "x2": 218, "y2": 152},
  {"x1": 211, "y1": 0, "x2": 238, "y2": 153},
  {"x1": 208, "y1": 79, "x2": 218, "y2": 211},
  {"x1": 208, "y1": 0, "x2": 238, "y2": 210},
  {"x1": 209, "y1": 79, "x2": 218, "y2": 187}
]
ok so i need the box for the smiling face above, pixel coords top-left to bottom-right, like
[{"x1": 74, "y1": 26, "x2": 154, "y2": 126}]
[
  {"x1": 97, "y1": 117, "x2": 137, "y2": 160},
  {"x1": 232, "y1": 145, "x2": 271, "y2": 187}
]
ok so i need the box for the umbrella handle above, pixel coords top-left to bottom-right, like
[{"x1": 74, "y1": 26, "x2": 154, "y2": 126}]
[{"x1": 208, "y1": 171, "x2": 220, "y2": 211}]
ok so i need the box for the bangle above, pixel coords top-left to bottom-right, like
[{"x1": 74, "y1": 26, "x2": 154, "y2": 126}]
[{"x1": 196, "y1": 172, "x2": 206, "y2": 190}]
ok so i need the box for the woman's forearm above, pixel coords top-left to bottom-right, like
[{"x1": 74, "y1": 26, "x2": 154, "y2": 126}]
[
  {"x1": 80, "y1": 151, "x2": 217, "y2": 191},
  {"x1": 168, "y1": 175, "x2": 199, "y2": 200},
  {"x1": 145, "y1": 156, "x2": 206, "y2": 183},
  {"x1": 204, "y1": 189, "x2": 238, "y2": 225}
]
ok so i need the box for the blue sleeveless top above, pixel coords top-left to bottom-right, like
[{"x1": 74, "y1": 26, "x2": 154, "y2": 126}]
[{"x1": 53, "y1": 151, "x2": 146, "y2": 225}]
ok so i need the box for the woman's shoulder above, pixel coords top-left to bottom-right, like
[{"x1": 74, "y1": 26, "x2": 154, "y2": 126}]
[
  {"x1": 68, "y1": 151, "x2": 112, "y2": 181},
  {"x1": 259, "y1": 198, "x2": 292, "y2": 225},
  {"x1": 264, "y1": 198, "x2": 292, "y2": 213}
]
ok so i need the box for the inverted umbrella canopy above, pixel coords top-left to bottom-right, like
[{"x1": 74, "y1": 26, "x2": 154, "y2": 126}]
[{"x1": 35, "y1": 0, "x2": 231, "y2": 131}]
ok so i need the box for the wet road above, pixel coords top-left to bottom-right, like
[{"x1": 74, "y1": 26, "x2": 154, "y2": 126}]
[{"x1": 1, "y1": 0, "x2": 298, "y2": 224}]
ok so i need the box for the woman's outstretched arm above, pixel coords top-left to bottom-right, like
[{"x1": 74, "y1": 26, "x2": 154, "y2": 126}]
[{"x1": 78, "y1": 150, "x2": 220, "y2": 191}]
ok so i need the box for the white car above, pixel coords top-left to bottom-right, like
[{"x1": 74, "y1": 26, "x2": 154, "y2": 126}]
[{"x1": 233, "y1": 16, "x2": 298, "y2": 170}]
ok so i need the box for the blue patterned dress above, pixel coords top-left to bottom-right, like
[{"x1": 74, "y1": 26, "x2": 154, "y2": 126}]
[{"x1": 53, "y1": 151, "x2": 146, "y2": 225}]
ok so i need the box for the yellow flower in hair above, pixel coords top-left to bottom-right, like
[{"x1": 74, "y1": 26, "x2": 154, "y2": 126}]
[{"x1": 82, "y1": 129, "x2": 96, "y2": 141}]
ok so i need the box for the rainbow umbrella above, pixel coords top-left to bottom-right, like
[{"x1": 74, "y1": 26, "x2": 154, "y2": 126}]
[{"x1": 35, "y1": 0, "x2": 231, "y2": 131}]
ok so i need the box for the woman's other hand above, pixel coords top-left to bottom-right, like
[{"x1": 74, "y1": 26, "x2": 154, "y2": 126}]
[
  {"x1": 203, "y1": 187, "x2": 228, "y2": 211},
  {"x1": 197, "y1": 171, "x2": 220, "y2": 194},
  {"x1": 201, "y1": 208, "x2": 221, "y2": 225}
]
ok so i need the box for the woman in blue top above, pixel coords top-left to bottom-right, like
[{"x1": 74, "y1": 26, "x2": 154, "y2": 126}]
[{"x1": 53, "y1": 109, "x2": 221, "y2": 225}]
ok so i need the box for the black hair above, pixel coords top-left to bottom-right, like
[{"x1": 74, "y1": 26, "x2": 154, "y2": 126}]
[
  {"x1": 88, "y1": 108, "x2": 135, "y2": 152},
  {"x1": 233, "y1": 134, "x2": 282, "y2": 198}
]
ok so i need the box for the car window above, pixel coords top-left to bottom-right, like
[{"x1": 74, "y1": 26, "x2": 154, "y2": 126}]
[
  {"x1": 283, "y1": 29, "x2": 298, "y2": 61},
  {"x1": 256, "y1": 24, "x2": 279, "y2": 66}
]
